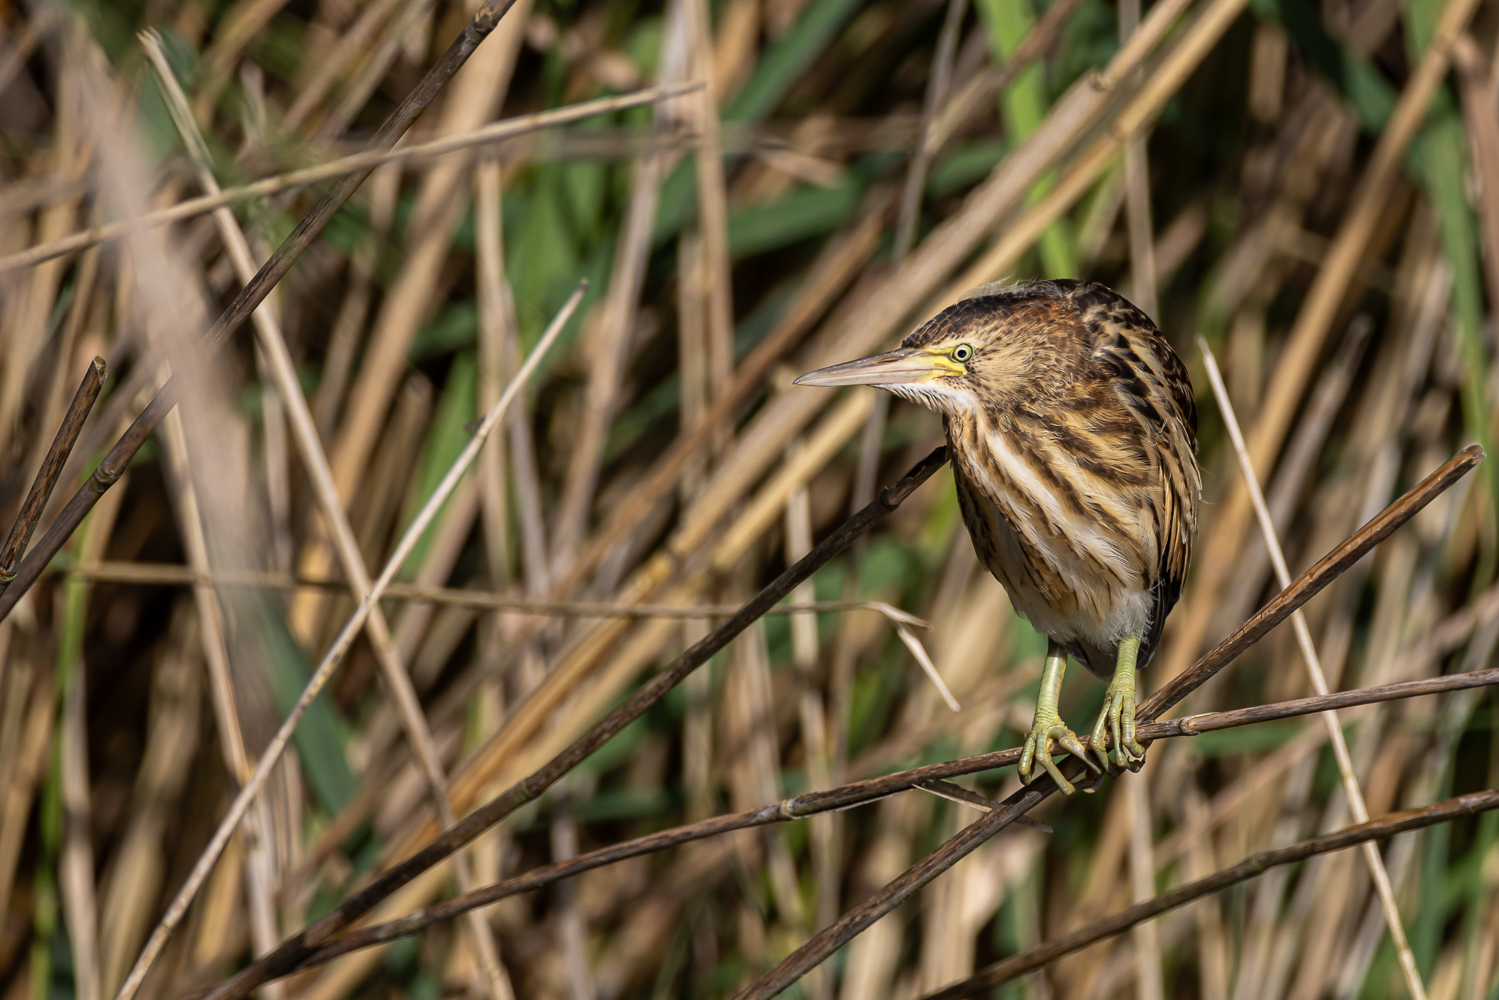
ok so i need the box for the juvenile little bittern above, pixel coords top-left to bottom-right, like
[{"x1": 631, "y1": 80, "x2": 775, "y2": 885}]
[{"x1": 797, "y1": 280, "x2": 1200, "y2": 793}]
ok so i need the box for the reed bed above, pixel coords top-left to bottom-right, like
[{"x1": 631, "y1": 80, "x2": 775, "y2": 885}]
[{"x1": 1, "y1": 0, "x2": 1498, "y2": 997}]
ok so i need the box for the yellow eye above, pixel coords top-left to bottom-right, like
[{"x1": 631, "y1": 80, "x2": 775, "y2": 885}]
[{"x1": 952, "y1": 344, "x2": 973, "y2": 362}]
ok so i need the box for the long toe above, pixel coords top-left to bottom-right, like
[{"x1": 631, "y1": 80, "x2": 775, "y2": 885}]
[
  {"x1": 1090, "y1": 703, "x2": 1122, "y2": 777},
  {"x1": 1037, "y1": 739, "x2": 1075, "y2": 795},
  {"x1": 1021, "y1": 720, "x2": 1081, "y2": 794},
  {"x1": 1119, "y1": 694, "x2": 1146, "y2": 771},
  {"x1": 1051, "y1": 726, "x2": 1101, "y2": 775}
]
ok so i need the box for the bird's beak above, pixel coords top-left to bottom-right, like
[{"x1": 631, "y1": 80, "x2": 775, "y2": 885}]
[{"x1": 794, "y1": 347, "x2": 961, "y2": 387}]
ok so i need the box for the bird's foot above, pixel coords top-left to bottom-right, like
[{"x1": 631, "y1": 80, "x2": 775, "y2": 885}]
[
  {"x1": 1090, "y1": 673, "x2": 1146, "y2": 775},
  {"x1": 1018, "y1": 709, "x2": 1098, "y2": 795}
]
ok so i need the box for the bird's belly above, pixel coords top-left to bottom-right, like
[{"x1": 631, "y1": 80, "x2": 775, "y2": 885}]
[{"x1": 956, "y1": 476, "x2": 1152, "y2": 664}]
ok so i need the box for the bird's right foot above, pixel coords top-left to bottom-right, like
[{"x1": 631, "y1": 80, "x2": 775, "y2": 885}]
[{"x1": 1018, "y1": 710, "x2": 1097, "y2": 795}]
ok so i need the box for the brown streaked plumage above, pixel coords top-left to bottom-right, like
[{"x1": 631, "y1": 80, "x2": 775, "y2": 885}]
[{"x1": 796, "y1": 279, "x2": 1200, "y2": 792}]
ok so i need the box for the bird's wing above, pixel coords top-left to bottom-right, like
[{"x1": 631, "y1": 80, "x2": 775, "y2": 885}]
[
  {"x1": 1083, "y1": 298, "x2": 1200, "y2": 670},
  {"x1": 1140, "y1": 426, "x2": 1197, "y2": 668},
  {"x1": 1137, "y1": 340, "x2": 1200, "y2": 669}
]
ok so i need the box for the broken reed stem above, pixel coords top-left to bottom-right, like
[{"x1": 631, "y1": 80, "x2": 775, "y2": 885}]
[
  {"x1": 730, "y1": 444, "x2": 1484, "y2": 1000},
  {"x1": 196, "y1": 445, "x2": 952, "y2": 1000},
  {"x1": 919, "y1": 789, "x2": 1499, "y2": 1000},
  {"x1": 0, "y1": 357, "x2": 104, "y2": 589},
  {"x1": 0, "y1": 0, "x2": 528, "y2": 632},
  {"x1": 110, "y1": 284, "x2": 581, "y2": 1000},
  {"x1": 0, "y1": 82, "x2": 699, "y2": 275},
  {"x1": 208, "y1": 665, "x2": 1499, "y2": 984},
  {"x1": 1200, "y1": 341, "x2": 1428, "y2": 1000}
]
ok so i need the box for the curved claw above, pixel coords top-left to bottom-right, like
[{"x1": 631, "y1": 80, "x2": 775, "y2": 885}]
[
  {"x1": 1091, "y1": 681, "x2": 1147, "y2": 774},
  {"x1": 1019, "y1": 717, "x2": 1100, "y2": 795}
]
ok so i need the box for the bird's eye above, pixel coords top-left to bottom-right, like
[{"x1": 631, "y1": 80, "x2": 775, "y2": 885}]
[{"x1": 952, "y1": 344, "x2": 973, "y2": 362}]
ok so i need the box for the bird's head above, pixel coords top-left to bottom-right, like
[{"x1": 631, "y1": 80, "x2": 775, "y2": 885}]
[{"x1": 794, "y1": 280, "x2": 1078, "y2": 418}]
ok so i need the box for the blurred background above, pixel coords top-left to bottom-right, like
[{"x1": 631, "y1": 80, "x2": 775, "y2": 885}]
[{"x1": 1, "y1": 0, "x2": 1498, "y2": 996}]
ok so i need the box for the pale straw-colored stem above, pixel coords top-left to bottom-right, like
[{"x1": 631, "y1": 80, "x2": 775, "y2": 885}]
[
  {"x1": 0, "y1": 82, "x2": 699, "y2": 275},
  {"x1": 1199, "y1": 340, "x2": 1428, "y2": 1000},
  {"x1": 158, "y1": 406, "x2": 285, "y2": 999},
  {"x1": 108, "y1": 283, "x2": 583, "y2": 1000}
]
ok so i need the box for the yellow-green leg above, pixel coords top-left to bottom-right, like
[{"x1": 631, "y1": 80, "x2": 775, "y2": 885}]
[
  {"x1": 1091, "y1": 634, "x2": 1147, "y2": 773},
  {"x1": 1019, "y1": 640, "x2": 1099, "y2": 795}
]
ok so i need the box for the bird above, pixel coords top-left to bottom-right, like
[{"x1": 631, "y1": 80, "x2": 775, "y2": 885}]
[{"x1": 795, "y1": 279, "x2": 1200, "y2": 793}]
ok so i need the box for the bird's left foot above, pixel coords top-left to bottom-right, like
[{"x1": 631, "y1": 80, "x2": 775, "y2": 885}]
[
  {"x1": 1091, "y1": 635, "x2": 1147, "y2": 774},
  {"x1": 1019, "y1": 711, "x2": 1096, "y2": 795}
]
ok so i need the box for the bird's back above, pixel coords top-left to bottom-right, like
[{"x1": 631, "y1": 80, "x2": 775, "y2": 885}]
[{"x1": 942, "y1": 280, "x2": 1200, "y2": 677}]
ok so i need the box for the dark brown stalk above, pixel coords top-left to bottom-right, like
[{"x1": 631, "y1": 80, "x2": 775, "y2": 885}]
[
  {"x1": 196, "y1": 446, "x2": 951, "y2": 1000},
  {"x1": 0, "y1": 356, "x2": 105, "y2": 590},
  {"x1": 215, "y1": 662, "x2": 1499, "y2": 986},
  {"x1": 0, "y1": 388, "x2": 174, "y2": 621},
  {"x1": 920, "y1": 789, "x2": 1499, "y2": 999},
  {"x1": 730, "y1": 443, "x2": 1484, "y2": 1000},
  {"x1": 0, "y1": 0, "x2": 521, "y2": 626}
]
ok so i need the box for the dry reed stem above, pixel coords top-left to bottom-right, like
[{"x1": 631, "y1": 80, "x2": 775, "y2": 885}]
[
  {"x1": 191, "y1": 0, "x2": 293, "y2": 119},
  {"x1": 158, "y1": 404, "x2": 284, "y2": 990},
  {"x1": 729, "y1": 445, "x2": 1482, "y2": 999},
  {"x1": 49, "y1": 561, "x2": 931, "y2": 624},
  {"x1": 685, "y1": 0, "x2": 735, "y2": 414},
  {"x1": 551, "y1": 192, "x2": 890, "y2": 607},
  {"x1": 921, "y1": 790, "x2": 1499, "y2": 999},
  {"x1": 312, "y1": 162, "x2": 397, "y2": 438},
  {"x1": 281, "y1": 0, "x2": 405, "y2": 130},
  {"x1": 0, "y1": 82, "x2": 697, "y2": 275},
  {"x1": 109, "y1": 285, "x2": 582, "y2": 1000},
  {"x1": 0, "y1": 357, "x2": 103, "y2": 588},
  {"x1": 317, "y1": 0, "x2": 438, "y2": 139},
  {"x1": 1200, "y1": 342, "x2": 1428, "y2": 998},
  {"x1": 894, "y1": 0, "x2": 969, "y2": 264},
  {"x1": 924, "y1": 0, "x2": 1090, "y2": 156},
  {"x1": 474, "y1": 159, "x2": 510, "y2": 591},
  {"x1": 141, "y1": 32, "x2": 516, "y2": 998},
  {"x1": 551, "y1": 20, "x2": 681, "y2": 566},
  {"x1": 1454, "y1": 34, "x2": 1499, "y2": 320},
  {"x1": 1245, "y1": 0, "x2": 1478, "y2": 477},
  {"x1": 56, "y1": 504, "x2": 117, "y2": 1000}
]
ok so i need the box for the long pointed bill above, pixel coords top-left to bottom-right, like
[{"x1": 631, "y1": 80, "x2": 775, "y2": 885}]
[{"x1": 794, "y1": 348, "x2": 959, "y2": 387}]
